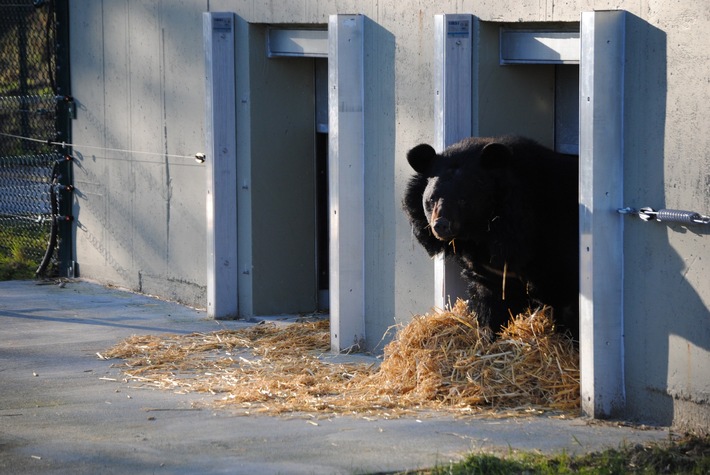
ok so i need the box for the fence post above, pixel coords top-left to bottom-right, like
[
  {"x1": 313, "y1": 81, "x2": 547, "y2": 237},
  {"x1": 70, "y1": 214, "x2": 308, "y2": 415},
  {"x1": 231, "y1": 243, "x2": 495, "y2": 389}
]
[
  {"x1": 328, "y1": 14, "x2": 366, "y2": 352},
  {"x1": 433, "y1": 14, "x2": 475, "y2": 309},
  {"x1": 203, "y1": 12, "x2": 238, "y2": 319},
  {"x1": 579, "y1": 10, "x2": 627, "y2": 418}
]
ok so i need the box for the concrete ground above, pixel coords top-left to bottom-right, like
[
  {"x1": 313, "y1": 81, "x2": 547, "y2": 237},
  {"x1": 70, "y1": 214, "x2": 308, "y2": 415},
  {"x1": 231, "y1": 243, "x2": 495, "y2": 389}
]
[{"x1": 1, "y1": 280, "x2": 671, "y2": 474}]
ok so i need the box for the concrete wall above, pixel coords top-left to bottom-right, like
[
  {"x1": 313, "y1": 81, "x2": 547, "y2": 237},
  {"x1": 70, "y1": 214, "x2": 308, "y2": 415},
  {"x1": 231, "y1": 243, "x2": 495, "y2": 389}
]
[
  {"x1": 70, "y1": 0, "x2": 709, "y2": 433},
  {"x1": 621, "y1": 8, "x2": 710, "y2": 432},
  {"x1": 71, "y1": 0, "x2": 208, "y2": 304}
]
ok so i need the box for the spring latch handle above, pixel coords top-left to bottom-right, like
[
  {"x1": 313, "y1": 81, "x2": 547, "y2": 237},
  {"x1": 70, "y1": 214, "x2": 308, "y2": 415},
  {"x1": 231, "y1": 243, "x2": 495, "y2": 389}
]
[{"x1": 618, "y1": 207, "x2": 710, "y2": 226}]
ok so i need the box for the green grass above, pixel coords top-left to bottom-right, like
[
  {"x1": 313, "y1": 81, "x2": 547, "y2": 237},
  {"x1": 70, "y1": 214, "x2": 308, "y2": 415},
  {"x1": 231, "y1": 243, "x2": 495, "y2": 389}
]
[
  {"x1": 419, "y1": 435, "x2": 710, "y2": 475},
  {"x1": 0, "y1": 222, "x2": 46, "y2": 280},
  {"x1": 0, "y1": 252, "x2": 36, "y2": 280}
]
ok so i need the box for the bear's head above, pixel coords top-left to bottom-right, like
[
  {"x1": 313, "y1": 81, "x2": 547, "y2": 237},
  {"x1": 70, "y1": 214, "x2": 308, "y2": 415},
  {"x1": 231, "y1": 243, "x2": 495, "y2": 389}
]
[{"x1": 406, "y1": 139, "x2": 513, "y2": 244}]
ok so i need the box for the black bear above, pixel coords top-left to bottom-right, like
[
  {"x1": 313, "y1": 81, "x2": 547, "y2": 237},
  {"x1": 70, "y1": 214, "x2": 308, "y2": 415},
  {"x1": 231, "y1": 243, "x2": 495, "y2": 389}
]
[{"x1": 403, "y1": 136, "x2": 579, "y2": 338}]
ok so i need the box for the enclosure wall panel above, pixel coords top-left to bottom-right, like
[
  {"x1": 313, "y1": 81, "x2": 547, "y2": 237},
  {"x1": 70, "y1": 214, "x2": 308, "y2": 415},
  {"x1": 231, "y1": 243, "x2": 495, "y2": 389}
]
[
  {"x1": 70, "y1": 0, "x2": 208, "y2": 305},
  {"x1": 620, "y1": 9, "x2": 710, "y2": 432}
]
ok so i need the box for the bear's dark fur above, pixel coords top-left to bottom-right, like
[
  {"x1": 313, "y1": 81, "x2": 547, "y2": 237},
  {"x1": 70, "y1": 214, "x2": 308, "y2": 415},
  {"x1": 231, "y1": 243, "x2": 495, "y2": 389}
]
[{"x1": 403, "y1": 136, "x2": 579, "y2": 338}]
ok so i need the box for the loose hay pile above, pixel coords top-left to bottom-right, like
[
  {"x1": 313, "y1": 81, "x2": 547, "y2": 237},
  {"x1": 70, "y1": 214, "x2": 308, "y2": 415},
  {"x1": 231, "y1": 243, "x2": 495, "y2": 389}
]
[{"x1": 100, "y1": 299, "x2": 579, "y2": 416}]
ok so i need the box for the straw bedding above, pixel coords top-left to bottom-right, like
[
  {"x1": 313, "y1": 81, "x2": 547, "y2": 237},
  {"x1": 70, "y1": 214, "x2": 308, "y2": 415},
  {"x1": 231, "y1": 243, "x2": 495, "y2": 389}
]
[{"x1": 100, "y1": 299, "x2": 579, "y2": 416}]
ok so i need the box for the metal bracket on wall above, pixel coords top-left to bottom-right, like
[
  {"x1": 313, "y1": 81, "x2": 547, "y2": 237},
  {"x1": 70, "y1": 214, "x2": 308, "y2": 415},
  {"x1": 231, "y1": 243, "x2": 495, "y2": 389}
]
[
  {"x1": 618, "y1": 207, "x2": 710, "y2": 226},
  {"x1": 56, "y1": 95, "x2": 76, "y2": 119}
]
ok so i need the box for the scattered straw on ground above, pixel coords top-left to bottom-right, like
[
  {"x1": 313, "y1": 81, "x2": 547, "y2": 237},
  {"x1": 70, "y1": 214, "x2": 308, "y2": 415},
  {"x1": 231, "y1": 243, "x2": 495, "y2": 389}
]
[{"x1": 99, "y1": 299, "x2": 579, "y2": 417}]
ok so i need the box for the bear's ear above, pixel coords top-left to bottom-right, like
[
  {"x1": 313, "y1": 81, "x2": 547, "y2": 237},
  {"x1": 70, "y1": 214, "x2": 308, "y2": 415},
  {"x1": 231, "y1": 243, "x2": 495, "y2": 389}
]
[
  {"x1": 407, "y1": 144, "x2": 437, "y2": 175},
  {"x1": 480, "y1": 142, "x2": 513, "y2": 169}
]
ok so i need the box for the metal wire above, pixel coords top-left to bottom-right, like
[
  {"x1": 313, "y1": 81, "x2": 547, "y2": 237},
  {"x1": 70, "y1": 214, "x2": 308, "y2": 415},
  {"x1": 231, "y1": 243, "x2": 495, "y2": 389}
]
[{"x1": 0, "y1": 131, "x2": 203, "y2": 161}]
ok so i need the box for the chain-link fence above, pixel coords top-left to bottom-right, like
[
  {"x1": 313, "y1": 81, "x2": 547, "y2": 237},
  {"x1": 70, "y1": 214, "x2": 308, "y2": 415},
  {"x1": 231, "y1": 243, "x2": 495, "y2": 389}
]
[{"x1": 0, "y1": 0, "x2": 71, "y2": 278}]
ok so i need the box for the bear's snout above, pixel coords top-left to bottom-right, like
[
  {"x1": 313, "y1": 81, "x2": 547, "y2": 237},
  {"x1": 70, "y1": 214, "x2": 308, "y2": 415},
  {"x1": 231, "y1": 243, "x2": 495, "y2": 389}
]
[{"x1": 432, "y1": 217, "x2": 456, "y2": 241}]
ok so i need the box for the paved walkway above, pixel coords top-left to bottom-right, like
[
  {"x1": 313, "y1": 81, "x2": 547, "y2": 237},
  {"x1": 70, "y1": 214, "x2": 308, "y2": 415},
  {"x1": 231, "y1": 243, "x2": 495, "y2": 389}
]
[{"x1": 0, "y1": 280, "x2": 670, "y2": 474}]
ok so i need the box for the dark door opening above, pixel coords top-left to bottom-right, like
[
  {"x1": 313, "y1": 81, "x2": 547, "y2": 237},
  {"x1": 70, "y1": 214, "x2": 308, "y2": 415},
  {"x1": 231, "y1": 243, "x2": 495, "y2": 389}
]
[
  {"x1": 314, "y1": 58, "x2": 329, "y2": 311},
  {"x1": 255, "y1": 28, "x2": 332, "y2": 315},
  {"x1": 315, "y1": 131, "x2": 329, "y2": 310}
]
